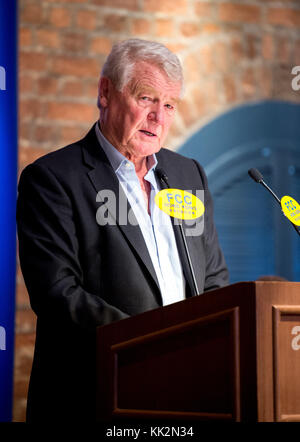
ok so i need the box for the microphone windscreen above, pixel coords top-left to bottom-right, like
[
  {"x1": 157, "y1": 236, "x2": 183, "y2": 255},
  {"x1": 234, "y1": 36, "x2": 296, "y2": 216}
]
[{"x1": 248, "y1": 168, "x2": 263, "y2": 183}]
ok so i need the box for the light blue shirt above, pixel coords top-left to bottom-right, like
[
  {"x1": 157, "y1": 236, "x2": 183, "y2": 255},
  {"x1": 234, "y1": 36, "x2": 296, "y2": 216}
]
[{"x1": 95, "y1": 123, "x2": 185, "y2": 306}]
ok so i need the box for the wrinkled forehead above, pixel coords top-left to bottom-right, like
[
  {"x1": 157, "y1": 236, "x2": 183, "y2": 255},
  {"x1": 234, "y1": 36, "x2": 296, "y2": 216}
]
[{"x1": 127, "y1": 61, "x2": 182, "y2": 99}]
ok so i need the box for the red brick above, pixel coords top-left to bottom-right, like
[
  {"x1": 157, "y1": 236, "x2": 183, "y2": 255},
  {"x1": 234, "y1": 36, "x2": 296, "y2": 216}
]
[
  {"x1": 230, "y1": 38, "x2": 244, "y2": 64},
  {"x1": 14, "y1": 379, "x2": 30, "y2": 401},
  {"x1": 192, "y1": 88, "x2": 207, "y2": 117},
  {"x1": 76, "y1": 10, "x2": 97, "y2": 30},
  {"x1": 277, "y1": 37, "x2": 291, "y2": 63},
  {"x1": 267, "y1": 8, "x2": 300, "y2": 27},
  {"x1": 203, "y1": 79, "x2": 221, "y2": 108},
  {"x1": 86, "y1": 80, "x2": 99, "y2": 98},
  {"x1": 16, "y1": 281, "x2": 30, "y2": 307},
  {"x1": 49, "y1": 7, "x2": 71, "y2": 28},
  {"x1": 177, "y1": 98, "x2": 198, "y2": 127},
  {"x1": 47, "y1": 102, "x2": 98, "y2": 122},
  {"x1": 60, "y1": 125, "x2": 90, "y2": 144},
  {"x1": 20, "y1": 52, "x2": 48, "y2": 72},
  {"x1": 180, "y1": 22, "x2": 200, "y2": 38},
  {"x1": 219, "y1": 3, "x2": 261, "y2": 23},
  {"x1": 293, "y1": 40, "x2": 300, "y2": 65},
  {"x1": 36, "y1": 29, "x2": 60, "y2": 49},
  {"x1": 19, "y1": 75, "x2": 35, "y2": 94},
  {"x1": 61, "y1": 80, "x2": 84, "y2": 97},
  {"x1": 167, "y1": 120, "x2": 182, "y2": 140},
  {"x1": 19, "y1": 99, "x2": 44, "y2": 120},
  {"x1": 90, "y1": 36, "x2": 112, "y2": 55},
  {"x1": 102, "y1": 14, "x2": 129, "y2": 33},
  {"x1": 19, "y1": 28, "x2": 32, "y2": 47},
  {"x1": 257, "y1": 65, "x2": 273, "y2": 99},
  {"x1": 183, "y1": 54, "x2": 201, "y2": 83},
  {"x1": 61, "y1": 33, "x2": 87, "y2": 52},
  {"x1": 47, "y1": 0, "x2": 87, "y2": 2},
  {"x1": 33, "y1": 125, "x2": 58, "y2": 143},
  {"x1": 13, "y1": 332, "x2": 36, "y2": 422},
  {"x1": 195, "y1": 1, "x2": 213, "y2": 18},
  {"x1": 199, "y1": 45, "x2": 215, "y2": 74},
  {"x1": 51, "y1": 56, "x2": 100, "y2": 77},
  {"x1": 131, "y1": 18, "x2": 152, "y2": 36},
  {"x1": 223, "y1": 74, "x2": 237, "y2": 103},
  {"x1": 19, "y1": 147, "x2": 49, "y2": 170},
  {"x1": 18, "y1": 122, "x2": 32, "y2": 142},
  {"x1": 91, "y1": 0, "x2": 139, "y2": 11},
  {"x1": 16, "y1": 260, "x2": 23, "y2": 281},
  {"x1": 241, "y1": 67, "x2": 257, "y2": 99},
  {"x1": 36, "y1": 77, "x2": 58, "y2": 96},
  {"x1": 213, "y1": 42, "x2": 229, "y2": 73},
  {"x1": 155, "y1": 19, "x2": 175, "y2": 37},
  {"x1": 15, "y1": 308, "x2": 37, "y2": 334},
  {"x1": 20, "y1": 3, "x2": 44, "y2": 25},
  {"x1": 201, "y1": 23, "x2": 221, "y2": 34},
  {"x1": 144, "y1": 0, "x2": 188, "y2": 15},
  {"x1": 246, "y1": 34, "x2": 258, "y2": 59},
  {"x1": 272, "y1": 63, "x2": 294, "y2": 99},
  {"x1": 262, "y1": 34, "x2": 274, "y2": 60},
  {"x1": 165, "y1": 43, "x2": 187, "y2": 54},
  {"x1": 14, "y1": 332, "x2": 35, "y2": 356},
  {"x1": 14, "y1": 333, "x2": 35, "y2": 371}
]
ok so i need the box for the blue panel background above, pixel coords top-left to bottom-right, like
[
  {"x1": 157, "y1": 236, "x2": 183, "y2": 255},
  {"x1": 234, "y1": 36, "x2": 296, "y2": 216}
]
[
  {"x1": 0, "y1": 1, "x2": 17, "y2": 422},
  {"x1": 178, "y1": 101, "x2": 300, "y2": 283}
]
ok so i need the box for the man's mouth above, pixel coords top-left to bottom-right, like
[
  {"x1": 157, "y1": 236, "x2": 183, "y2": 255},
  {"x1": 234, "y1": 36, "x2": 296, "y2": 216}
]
[{"x1": 139, "y1": 130, "x2": 156, "y2": 137}]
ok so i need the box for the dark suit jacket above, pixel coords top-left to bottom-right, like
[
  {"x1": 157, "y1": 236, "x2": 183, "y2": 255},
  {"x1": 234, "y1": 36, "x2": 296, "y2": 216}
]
[{"x1": 17, "y1": 124, "x2": 229, "y2": 421}]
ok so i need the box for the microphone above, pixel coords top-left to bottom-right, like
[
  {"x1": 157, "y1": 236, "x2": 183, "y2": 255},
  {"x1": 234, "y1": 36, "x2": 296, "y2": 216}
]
[
  {"x1": 248, "y1": 168, "x2": 300, "y2": 236},
  {"x1": 248, "y1": 168, "x2": 263, "y2": 184},
  {"x1": 155, "y1": 168, "x2": 200, "y2": 296}
]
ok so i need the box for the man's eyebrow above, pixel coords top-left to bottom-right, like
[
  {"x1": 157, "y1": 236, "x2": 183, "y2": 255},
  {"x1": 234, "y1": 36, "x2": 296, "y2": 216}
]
[
  {"x1": 130, "y1": 82, "x2": 157, "y2": 96},
  {"x1": 130, "y1": 83, "x2": 180, "y2": 104}
]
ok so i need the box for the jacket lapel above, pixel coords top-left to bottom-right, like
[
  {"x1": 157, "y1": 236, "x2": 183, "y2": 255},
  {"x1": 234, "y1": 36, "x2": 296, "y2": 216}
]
[{"x1": 80, "y1": 126, "x2": 161, "y2": 296}]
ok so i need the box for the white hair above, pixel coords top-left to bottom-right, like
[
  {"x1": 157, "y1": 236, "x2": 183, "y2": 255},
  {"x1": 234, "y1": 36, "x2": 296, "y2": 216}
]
[{"x1": 100, "y1": 38, "x2": 184, "y2": 95}]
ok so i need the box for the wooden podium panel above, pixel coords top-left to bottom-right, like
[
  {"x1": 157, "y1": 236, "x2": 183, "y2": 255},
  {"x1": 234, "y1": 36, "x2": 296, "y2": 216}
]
[
  {"x1": 272, "y1": 306, "x2": 300, "y2": 421},
  {"x1": 110, "y1": 308, "x2": 240, "y2": 420},
  {"x1": 96, "y1": 282, "x2": 300, "y2": 422},
  {"x1": 254, "y1": 282, "x2": 300, "y2": 421}
]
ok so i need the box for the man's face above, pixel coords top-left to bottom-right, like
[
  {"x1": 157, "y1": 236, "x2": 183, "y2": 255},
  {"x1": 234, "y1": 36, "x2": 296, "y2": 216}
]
[{"x1": 99, "y1": 62, "x2": 181, "y2": 162}]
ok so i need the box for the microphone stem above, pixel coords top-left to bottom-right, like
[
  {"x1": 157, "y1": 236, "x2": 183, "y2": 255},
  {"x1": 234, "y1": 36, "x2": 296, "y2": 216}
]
[
  {"x1": 261, "y1": 180, "x2": 281, "y2": 205},
  {"x1": 178, "y1": 222, "x2": 199, "y2": 296}
]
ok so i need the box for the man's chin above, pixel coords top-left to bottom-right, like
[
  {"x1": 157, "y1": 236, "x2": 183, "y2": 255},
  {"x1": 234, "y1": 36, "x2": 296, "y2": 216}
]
[{"x1": 132, "y1": 142, "x2": 162, "y2": 158}]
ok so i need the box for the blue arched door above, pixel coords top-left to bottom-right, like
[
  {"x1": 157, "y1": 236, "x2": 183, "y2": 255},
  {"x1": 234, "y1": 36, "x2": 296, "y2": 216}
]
[{"x1": 179, "y1": 101, "x2": 300, "y2": 283}]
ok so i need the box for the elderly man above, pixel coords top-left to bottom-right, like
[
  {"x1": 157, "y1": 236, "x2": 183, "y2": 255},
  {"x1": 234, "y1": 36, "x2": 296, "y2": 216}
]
[{"x1": 17, "y1": 39, "x2": 229, "y2": 422}]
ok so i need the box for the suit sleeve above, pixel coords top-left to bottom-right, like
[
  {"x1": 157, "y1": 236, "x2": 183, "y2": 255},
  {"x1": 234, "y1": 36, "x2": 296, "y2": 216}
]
[
  {"x1": 17, "y1": 162, "x2": 130, "y2": 330},
  {"x1": 193, "y1": 160, "x2": 230, "y2": 291}
]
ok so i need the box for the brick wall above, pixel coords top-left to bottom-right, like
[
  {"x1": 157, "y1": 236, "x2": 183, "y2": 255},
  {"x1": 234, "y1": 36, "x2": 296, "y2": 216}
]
[{"x1": 15, "y1": 0, "x2": 300, "y2": 421}]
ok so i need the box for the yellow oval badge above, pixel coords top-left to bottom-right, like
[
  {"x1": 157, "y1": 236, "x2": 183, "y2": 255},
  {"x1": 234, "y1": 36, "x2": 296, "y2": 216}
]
[
  {"x1": 155, "y1": 189, "x2": 205, "y2": 220},
  {"x1": 281, "y1": 195, "x2": 300, "y2": 226}
]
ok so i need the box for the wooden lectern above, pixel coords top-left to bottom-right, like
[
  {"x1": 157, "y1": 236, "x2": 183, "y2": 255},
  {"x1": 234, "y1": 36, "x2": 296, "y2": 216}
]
[{"x1": 96, "y1": 281, "x2": 300, "y2": 422}]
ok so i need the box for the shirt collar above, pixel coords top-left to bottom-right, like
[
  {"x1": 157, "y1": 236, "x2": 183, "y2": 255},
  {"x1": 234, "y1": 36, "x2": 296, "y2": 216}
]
[{"x1": 95, "y1": 121, "x2": 158, "y2": 174}]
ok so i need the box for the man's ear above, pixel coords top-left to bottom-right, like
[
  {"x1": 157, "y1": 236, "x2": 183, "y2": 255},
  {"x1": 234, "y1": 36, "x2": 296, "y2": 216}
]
[{"x1": 98, "y1": 77, "x2": 110, "y2": 108}]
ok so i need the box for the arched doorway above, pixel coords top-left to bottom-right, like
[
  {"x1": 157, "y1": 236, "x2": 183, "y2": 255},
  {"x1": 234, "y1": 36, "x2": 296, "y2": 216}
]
[{"x1": 178, "y1": 101, "x2": 300, "y2": 283}]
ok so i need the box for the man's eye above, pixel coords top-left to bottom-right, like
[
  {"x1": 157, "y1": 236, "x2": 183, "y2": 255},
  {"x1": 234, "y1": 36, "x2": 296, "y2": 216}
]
[
  {"x1": 165, "y1": 104, "x2": 174, "y2": 110},
  {"x1": 141, "y1": 96, "x2": 150, "y2": 101}
]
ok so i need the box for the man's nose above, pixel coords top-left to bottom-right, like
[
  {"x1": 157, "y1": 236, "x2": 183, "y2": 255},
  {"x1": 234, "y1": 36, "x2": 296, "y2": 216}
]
[{"x1": 148, "y1": 103, "x2": 164, "y2": 124}]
